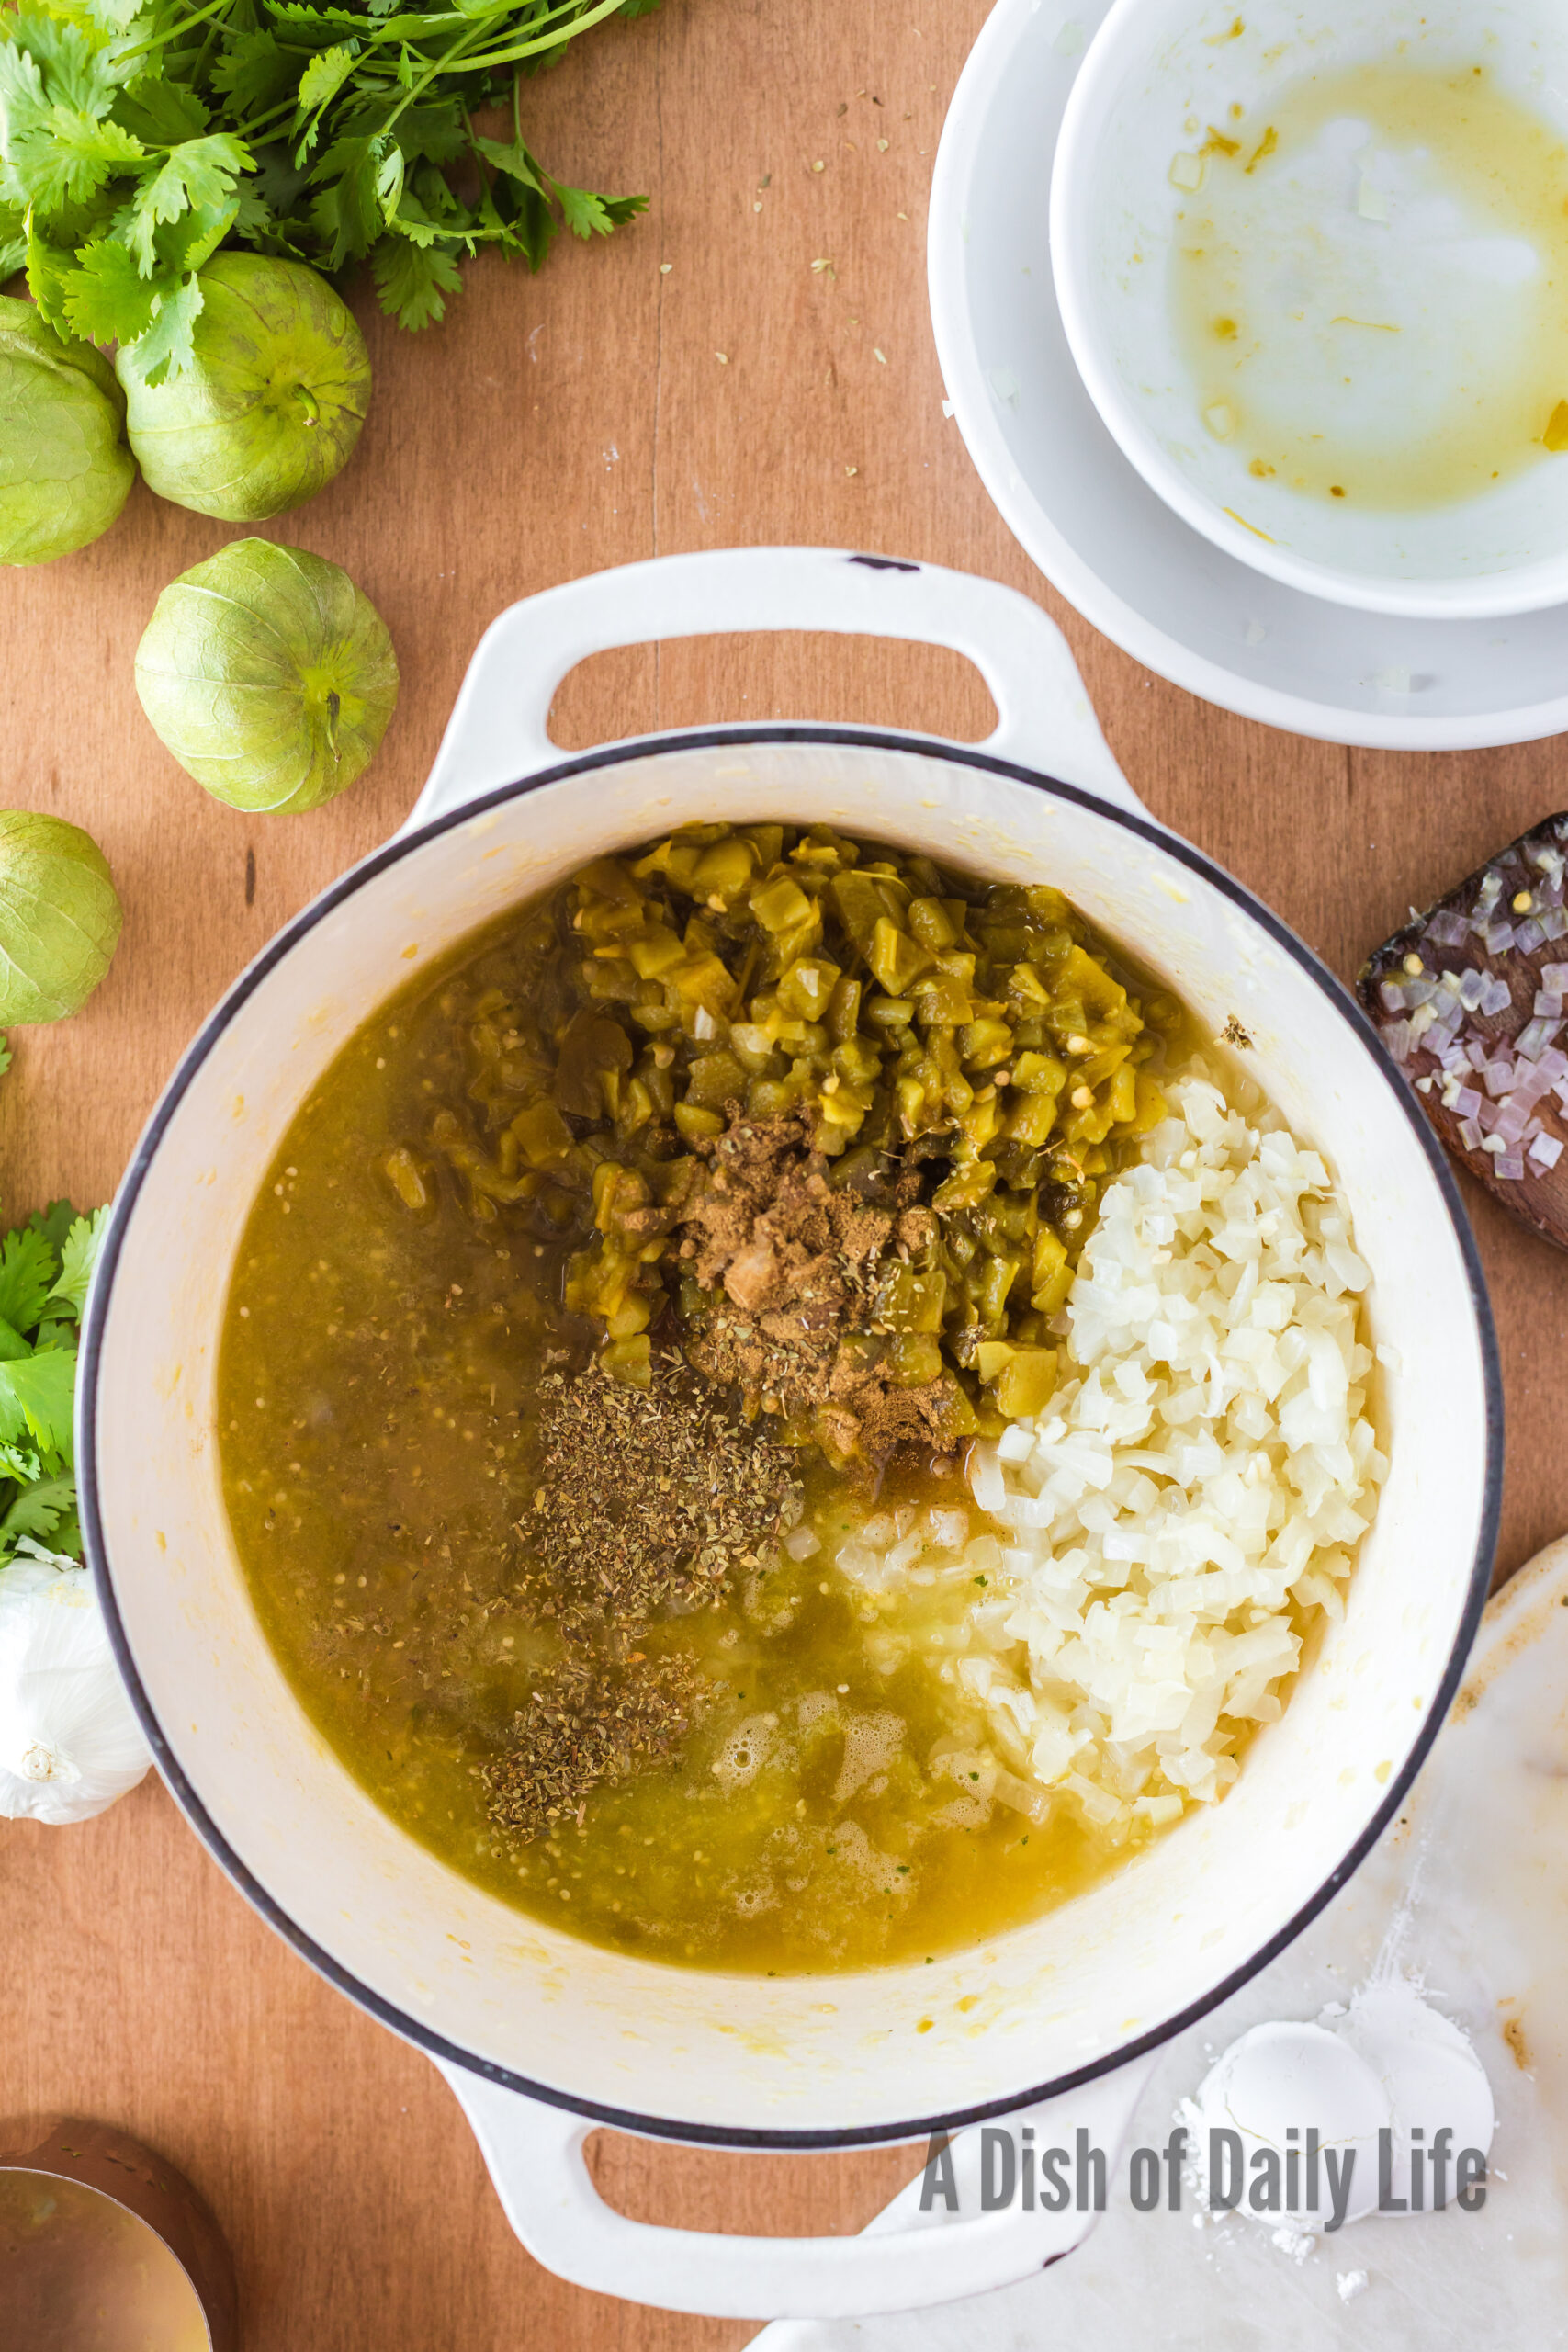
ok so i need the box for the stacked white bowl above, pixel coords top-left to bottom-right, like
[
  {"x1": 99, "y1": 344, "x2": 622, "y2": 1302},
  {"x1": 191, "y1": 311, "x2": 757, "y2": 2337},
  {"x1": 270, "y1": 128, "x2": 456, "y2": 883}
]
[{"x1": 929, "y1": 0, "x2": 1568, "y2": 746}]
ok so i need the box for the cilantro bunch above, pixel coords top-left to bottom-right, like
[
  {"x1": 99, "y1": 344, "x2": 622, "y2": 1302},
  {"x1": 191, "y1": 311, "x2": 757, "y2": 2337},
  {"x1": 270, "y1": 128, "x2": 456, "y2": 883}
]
[
  {"x1": 0, "y1": 1178, "x2": 106, "y2": 1566},
  {"x1": 0, "y1": 0, "x2": 654, "y2": 383}
]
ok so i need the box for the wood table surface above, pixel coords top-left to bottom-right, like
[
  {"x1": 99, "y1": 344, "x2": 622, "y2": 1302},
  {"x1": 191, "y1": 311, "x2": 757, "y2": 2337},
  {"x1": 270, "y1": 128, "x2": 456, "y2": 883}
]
[{"x1": 3, "y1": 1, "x2": 1566, "y2": 2343}]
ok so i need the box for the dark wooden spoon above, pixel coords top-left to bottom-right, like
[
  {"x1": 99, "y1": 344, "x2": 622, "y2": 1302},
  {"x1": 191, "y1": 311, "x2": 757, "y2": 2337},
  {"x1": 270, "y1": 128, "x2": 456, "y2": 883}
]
[{"x1": 1358, "y1": 812, "x2": 1568, "y2": 1253}]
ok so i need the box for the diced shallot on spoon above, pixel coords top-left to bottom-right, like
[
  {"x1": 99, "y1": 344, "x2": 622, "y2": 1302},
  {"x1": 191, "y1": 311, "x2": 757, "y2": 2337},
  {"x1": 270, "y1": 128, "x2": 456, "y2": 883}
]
[{"x1": 1359, "y1": 812, "x2": 1568, "y2": 1250}]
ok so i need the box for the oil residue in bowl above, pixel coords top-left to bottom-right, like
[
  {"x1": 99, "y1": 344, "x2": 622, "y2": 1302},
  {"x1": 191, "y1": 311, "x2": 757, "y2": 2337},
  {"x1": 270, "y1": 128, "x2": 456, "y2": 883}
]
[{"x1": 1169, "y1": 63, "x2": 1568, "y2": 512}]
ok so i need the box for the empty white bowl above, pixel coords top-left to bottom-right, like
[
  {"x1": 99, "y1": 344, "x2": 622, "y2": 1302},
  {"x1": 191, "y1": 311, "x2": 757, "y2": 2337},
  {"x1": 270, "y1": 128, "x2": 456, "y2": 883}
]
[
  {"x1": 1051, "y1": 0, "x2": 1568, "y2": 618},
  {"x1": 927, "y1": 0, "x2": 1568, "y2": 746}
]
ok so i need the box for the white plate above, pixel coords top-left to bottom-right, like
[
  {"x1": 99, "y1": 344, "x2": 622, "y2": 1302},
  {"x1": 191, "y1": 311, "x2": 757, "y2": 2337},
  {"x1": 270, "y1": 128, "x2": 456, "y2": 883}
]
[{"x1": 927, "y1": 0, "x2": 1568, "y2": 749}]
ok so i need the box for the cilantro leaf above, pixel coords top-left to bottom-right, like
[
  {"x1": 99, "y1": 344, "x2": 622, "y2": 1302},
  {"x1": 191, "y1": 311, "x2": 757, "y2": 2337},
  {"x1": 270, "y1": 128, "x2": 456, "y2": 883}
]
[
  {"x1": 0, "y1": 1113, "x2": 104, "y2": 1557},
  {"x1": 48, "y1": 1206, "x2": 109, "y2": 1319},
  {"x1": 296, "y1": 41, "x2": 358, "y2": 130},
  {"x1": 247, "y1": 142, "x2": 312, "y2": 220},
  {"x1": 9, "y1": 107, "x2": 145, "y2": 211},
  {"x1": 0, "y1": 1469, "x2": 78, "y2": 1544},
  {"x1": 0, "y1": 1226, "x2": 60, "y2": 1335},
  {"x1": 24, "y1": 227, "x2": 78, "y2": 331},
  {"x1": 0, "y1": 198, "x2": 25, "y2": 277},
  {"x1": 548, "y1": 184, "x2": 649, "y2": 241},
  {"x1": 209, "y1": 29, "x2": 295, "y2": 114},
  {"x1": 389, "y1": 104, "x2": 467, "y2": 165},
  {"x1": 266, "y1": 3, "x2": 371, "y2": 32},
  {"x1": 116, "y1": 269, "x2": 203, "y2": 385},
  {"x1": 309, "y1": 130, "x2": 386, "y2": 266},
  {"x1": 371, "y1": 230, "x2": 460, "y2": 327},
  {"x1": 473, "y1": 134, "x2": 558, "y2": 266},
  {"x1": 491, "y1": 177, "x2": 556, "y2": 271},
  {"x1": 23, "y1": 0, "x2": 125, "y2": 34},
  {"x1": 0, "y1": 44, "x2": 51, "y2": 192},
  {"x1": 27, "y1": 1201, "x2": 79, "y2": 1252},
  {"x1": 374, "y1": 140, "x2": 403, "y2": 220},
  {"x1": 30, "y1": 1510, "x2": 82, "y2": 1559},
  {"x1": 554, "y1": 183, "x2": 614, "y2": 239},
  {"x1": 161, "y1": 192, "x2": 241, "y2": 276},
  {"x1": 67, "y1": 0, "x2": 154, "y2": 32},
  {"x1": 231, "y1": 187, "x2": 275, "y2": 240},
  {"x1": 3, "y1": 13, "x2": 128, "y2": 122},
  {"x1": 123, "y1": 133, "x2": 248, "y2": 270},
  {"x1": 473, "y1": 133, "x2": 547, "y2": 196},
  {"x1": 62, "y1": 234, "x2": 162, "y2": 338},
  {"x1": 0, "y1": 1345, "x2": 78, "y2": 1461},
  {"x1": 112, "y1": 80, "x2": 211, "y2": 145}
]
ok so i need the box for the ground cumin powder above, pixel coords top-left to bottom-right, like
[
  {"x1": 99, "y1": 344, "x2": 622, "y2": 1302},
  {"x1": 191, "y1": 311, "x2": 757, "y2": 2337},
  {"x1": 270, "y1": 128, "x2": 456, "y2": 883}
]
[{"x1": 679, "y1": 1111, "x2": 955, "y2": 1460}]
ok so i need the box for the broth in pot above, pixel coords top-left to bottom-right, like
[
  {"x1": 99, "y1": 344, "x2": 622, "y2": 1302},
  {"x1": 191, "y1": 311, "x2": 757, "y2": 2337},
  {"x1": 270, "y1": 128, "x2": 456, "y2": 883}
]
[{"x1": 220, "y1": 821, "x2": 1382, "y2": 1971}]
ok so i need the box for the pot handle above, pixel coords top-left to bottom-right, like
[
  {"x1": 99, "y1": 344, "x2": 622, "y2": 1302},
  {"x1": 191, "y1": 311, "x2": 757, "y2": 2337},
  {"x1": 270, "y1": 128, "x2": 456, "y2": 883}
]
[
  {"x1": 437, "y1": 2052, "x2": 1153, "y2": 2320},
  {"x1": 408, "y1": 547, "x2": 1141, "y2": 830}
]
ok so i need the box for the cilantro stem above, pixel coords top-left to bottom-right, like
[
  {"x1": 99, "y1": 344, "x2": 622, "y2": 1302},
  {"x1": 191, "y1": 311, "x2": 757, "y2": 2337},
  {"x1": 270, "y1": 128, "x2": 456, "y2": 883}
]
[
  {"x1": 117, "y1": 0, "x2": 233, "y2": 65},
  {"x1": 377, "y1": 0, "x2": 627, "y2": 79},
  {"x1": 233, "y1": 0, "x2": 613, "y2": 147},
  {"x1": 381, "y1": 22, "x2": 491, "y2": 133},
  {"x1": 458, "y1": 0, "x2": 633, "y2": 74},
  {"x1": 234, "y1": 95, "x2": 308, "y2": 143},
  {"x1": 239, "y1": 69, "x2": 400, "y2": 147}
]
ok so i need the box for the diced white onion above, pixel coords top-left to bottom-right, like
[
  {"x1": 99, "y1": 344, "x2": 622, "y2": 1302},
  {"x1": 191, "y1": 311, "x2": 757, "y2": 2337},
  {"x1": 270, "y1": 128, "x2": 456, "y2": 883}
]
[{"x1": 961, "y1": 1079, "x2": 1382, "y2": 1835}]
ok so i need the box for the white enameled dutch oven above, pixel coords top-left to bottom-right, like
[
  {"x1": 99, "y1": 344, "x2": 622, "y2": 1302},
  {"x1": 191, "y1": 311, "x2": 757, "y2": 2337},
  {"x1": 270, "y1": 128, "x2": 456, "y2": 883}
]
[{"x1": 81, "y1": 548, "x2": 1500, "y2": 2321}]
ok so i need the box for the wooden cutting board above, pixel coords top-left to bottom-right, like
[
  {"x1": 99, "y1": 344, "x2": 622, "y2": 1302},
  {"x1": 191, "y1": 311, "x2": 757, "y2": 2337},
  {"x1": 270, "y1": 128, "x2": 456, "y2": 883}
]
[{"x1": 2, "y1": 0, "x2": 1566, "y2": 2344}]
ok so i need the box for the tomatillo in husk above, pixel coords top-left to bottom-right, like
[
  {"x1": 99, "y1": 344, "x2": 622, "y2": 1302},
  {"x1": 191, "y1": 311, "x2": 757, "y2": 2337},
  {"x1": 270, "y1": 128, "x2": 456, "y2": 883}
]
[
  {"x1": 118, "y1": 255, "x2": 371, "y2": 522},
  {"x1": 0, "y1": 811, "x2": 123, "y2": 1022},
  {"x1": 135, "y1": 540, "x2": 400, "y2": 815},
  {"x1": 0, "y1": 300, "x2": 134, "y2": 565}
]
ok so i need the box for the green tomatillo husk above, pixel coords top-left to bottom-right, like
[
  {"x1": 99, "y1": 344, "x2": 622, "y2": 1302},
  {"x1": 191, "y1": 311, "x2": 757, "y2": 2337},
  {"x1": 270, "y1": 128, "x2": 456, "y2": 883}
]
[
  {"x1": 117, "y1": 255, "x2": 371, "y2": 523},
  {"x1": 134, "y1": 539, "x2": 399, "y2": 814},
  {"x1": 0, "y1": 812, "x2": 123, "y2": 1022},
  {"x1": 0, "y1": 300, "x2": 135, "y2": 566}
]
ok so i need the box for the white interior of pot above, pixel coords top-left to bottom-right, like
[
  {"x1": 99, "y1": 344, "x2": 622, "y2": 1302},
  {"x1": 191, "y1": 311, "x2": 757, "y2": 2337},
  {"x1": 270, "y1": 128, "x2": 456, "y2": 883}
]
[{"x1": 91, "y1": 740, "x2": 1490, "y2": 2137}]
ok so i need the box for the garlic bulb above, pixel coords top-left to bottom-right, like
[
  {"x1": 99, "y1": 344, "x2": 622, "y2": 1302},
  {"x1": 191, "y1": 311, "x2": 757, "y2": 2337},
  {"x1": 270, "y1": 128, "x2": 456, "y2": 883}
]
[{"x1": 0, "y1": 1544, "x2": 152, "y2": 1824}]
